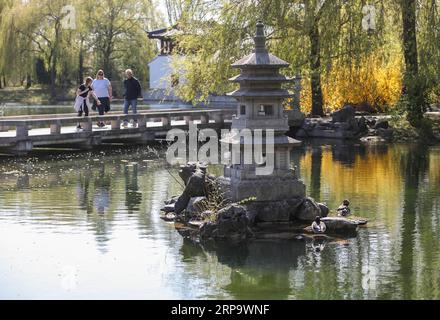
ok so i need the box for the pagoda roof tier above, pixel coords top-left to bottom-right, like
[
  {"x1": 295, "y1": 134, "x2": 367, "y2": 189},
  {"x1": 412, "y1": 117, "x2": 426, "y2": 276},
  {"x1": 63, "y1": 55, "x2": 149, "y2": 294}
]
[
  {"x1": 227, "y1": 88, "x2": 292, "y2": 98},
  {"x1": 229, "y1": 74, "x2": 293, "y2": 82},
  {"x1": 230, "y1": 21, "x2": 289, "y2": 69},
  {"x1": 231, "y1": 52, "x2": 289, "y2": 68},
  {"x1": 220, "y1": 134, "x2": 302, "y2": 146}
]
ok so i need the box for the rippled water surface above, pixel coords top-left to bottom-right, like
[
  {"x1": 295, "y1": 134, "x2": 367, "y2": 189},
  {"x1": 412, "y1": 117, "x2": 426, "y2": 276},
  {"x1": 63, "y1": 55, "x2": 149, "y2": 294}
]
[{"x1": 0, "y1": 142, "x2": 439, "y2": 299}]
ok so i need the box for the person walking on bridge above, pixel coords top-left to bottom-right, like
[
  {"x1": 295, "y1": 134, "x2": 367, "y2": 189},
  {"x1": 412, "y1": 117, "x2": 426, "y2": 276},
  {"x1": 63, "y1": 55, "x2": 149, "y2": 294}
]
[
  {"x1": 122, "y1": 69, "x2": 142, "y2": 128},
  {"x1": 92, "y1": 70, "x2": 112, "y2": 128},
  {"x1": 74, "y1": 76, "x2": 100, "y2": 130}
]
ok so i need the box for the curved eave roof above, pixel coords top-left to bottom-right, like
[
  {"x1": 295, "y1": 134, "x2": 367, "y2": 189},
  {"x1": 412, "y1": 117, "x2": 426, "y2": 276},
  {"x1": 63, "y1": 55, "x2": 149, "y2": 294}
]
[
  {"x1": 227, "y1": 89, "x2": 292, "y2": 98},
  {"x1": 228, "y1": 74, "x2": 294, "y2": 82},
  {"x1": 147, "y1": 26, "x2": 182, "y2": 40},
  {"x1": 231, "y1": 52, "x2": 289, "y2": 68}
]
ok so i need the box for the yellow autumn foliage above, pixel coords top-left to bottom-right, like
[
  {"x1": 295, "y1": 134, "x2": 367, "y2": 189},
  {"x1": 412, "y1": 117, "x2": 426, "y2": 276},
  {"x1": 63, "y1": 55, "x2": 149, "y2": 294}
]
[{"x1": 300, "y1": 51, "x2": 403, "y2": 114}]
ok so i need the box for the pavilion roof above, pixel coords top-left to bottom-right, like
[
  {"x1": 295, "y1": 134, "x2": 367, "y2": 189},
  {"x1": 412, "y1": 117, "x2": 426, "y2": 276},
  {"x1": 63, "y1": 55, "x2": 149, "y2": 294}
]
[
  {"x1": 147, "y1": 25, "x2": 182, "y2": 40},
  {"x1": 231, "y1": 52, "x2": 289, "y2": 68}
]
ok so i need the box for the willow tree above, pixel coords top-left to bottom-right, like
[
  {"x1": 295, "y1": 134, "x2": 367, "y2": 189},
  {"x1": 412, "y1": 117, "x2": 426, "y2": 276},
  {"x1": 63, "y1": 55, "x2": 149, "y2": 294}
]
[
  {"x1": 418, "y1": 0, "x2": 440, "y2": 106},
  {"x1": 169, "y1": 0, "x2": 392, "y2": 114},
  {"x1": 0, "y1": 0, "x2": 161, "y2": 93},
  {"x1": 0, "y1": 0, "x2": 13, "y2": 87},
  {"x1": 0, "y1": 0, "x2": 32, "y2": 88},
  {"x1": 399, "y1": 0, "x2": 434, "y2": 138},
  {"x1": 164, "y1": 0, "x2": 184, "y2": 25},
  {"x1": 171, "y1": 0, "x2": 308, "y2": 104},
  {"x1": 83, "y1": 0, "x2": 158, "y2": 81},
  {"x1": 304, "y1": 0, "x2": 325, "y2": 116},
  {"x1": 171, "y1": 0, "x2": 258, "y2": 102},
  {"x1": 1, "y1": 0, "x2": 74, "y2": 97},
  {"x1": 34, "y1": 0, "x2": 71, "y2": 97}
]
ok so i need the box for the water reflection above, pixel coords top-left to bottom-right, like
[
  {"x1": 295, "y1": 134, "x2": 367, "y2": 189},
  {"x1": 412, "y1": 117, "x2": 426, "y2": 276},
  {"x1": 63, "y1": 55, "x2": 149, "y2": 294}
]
[
  {"x1": 175, "y1": 143, "x2": 440, "y2": 300},
  {"x1": 310, "y1": 145, "x2": 322, "y2": 200},
  {"x1": 0, "y1": 144, "x2": 439, "y2": 299},
  {"x1": 16, "y1": 174, "x2": 30, "y2": 189},
  {"x1": 76, "y1": 173, "x2": 92, "y2": 213},
  {"x1": 180, "y1": 237, "x2": 345, "y2": 299},
  {"x1": 124, "y1": 164, "x2": 142, "y2": 213}
]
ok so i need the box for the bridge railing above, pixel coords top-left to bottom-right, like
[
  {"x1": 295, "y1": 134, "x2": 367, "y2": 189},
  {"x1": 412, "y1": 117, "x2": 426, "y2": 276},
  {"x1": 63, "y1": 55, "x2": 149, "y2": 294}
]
[{"x1": 0, "y1": 108, "x2": 235, "y2": 138}]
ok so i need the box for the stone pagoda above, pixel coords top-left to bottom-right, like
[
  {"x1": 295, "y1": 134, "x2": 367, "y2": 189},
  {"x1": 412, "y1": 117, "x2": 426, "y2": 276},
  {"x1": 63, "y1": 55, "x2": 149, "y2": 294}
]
[{"x1": 223, "y1": 21, "x2": 305, "y2": 203}]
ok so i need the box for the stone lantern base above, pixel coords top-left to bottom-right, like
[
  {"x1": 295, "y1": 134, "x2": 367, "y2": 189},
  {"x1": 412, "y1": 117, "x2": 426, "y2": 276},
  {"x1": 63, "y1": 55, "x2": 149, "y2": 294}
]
[{"x1": 219, "y1": 175, "x2": 305, "y2": 203}]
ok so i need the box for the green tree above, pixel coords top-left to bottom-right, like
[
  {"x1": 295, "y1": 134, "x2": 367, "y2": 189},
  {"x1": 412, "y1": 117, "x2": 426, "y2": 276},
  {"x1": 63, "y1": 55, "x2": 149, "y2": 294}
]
[
  {"x1": 84, "y1": 0, "x2": 158, "y2": 80},
  {"x1": 1, "y1": 0, "x2": 73, "y2": 97},
  {"x1": 418, "y1": 0, "x2": 440, "y2": 105},
  {"x1": 170, "y1": 0, "x2": 392, "y2": 114},
  {"x1": 0, "y1": 0, "x2": 31, "y2": 88},
  {"x1": 399, "y1": 0, "x2": 434, "y2": 138},
  {"x1": 0, "y1": 0, "x2": 161, "y2": 96}
]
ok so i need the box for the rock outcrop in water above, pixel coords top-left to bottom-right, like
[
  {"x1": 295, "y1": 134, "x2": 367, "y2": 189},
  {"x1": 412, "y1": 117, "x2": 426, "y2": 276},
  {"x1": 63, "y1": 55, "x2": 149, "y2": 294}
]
[
  {"x1": 157, "y1": 162, "x2": 367, "y2": 243},
  {"x1": 294, "y1": 105, "x2": 394, "y2": 141},
  {"x1": 295, "y1": 105, "x2": 368, "y2": 139}
]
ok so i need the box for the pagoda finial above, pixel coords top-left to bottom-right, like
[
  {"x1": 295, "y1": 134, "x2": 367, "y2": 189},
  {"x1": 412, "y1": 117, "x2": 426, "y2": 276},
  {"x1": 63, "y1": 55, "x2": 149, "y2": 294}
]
[{"x1": 254, "y1": 21, "x2": 266, "y2": 53}]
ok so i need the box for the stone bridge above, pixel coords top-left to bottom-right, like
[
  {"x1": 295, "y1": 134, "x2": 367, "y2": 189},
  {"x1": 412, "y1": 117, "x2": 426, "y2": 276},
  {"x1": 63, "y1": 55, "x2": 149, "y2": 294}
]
[{"x1": 0, "y1": 108, "x2": 235, "y2": 155}]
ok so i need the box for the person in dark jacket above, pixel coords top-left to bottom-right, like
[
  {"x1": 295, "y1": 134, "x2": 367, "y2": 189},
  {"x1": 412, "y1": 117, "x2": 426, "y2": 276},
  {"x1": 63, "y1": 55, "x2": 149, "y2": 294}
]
[{"x1": 123, "y1": 69, "x2": 142, "y2": 127}]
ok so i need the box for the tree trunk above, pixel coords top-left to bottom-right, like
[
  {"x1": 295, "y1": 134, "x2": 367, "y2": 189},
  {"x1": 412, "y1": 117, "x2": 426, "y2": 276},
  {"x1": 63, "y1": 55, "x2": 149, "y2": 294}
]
[
  {"x1": 309, "y1": 20, "x2": 324, "y2": 116},
  {"x1": 104, "y1": 41, "x2": 113, "y2": 80},
  {"x1": 25, "y1": 73, "x2": 31, "y2": 89},
  {"x1": 401, "y1": 0, "x2": 425, "y2": 127},
  {"x1": 78, "y1": 40, "x2": 84, "y2": 84},
  {"x1": 103, "y1": 55, "x2": 111, "y2": 79},
  {"x1": 401, "y1": 0, "x2": 418, "y2": 76},
  {"x1": 50, "y1": 55, "x2": 57, "y2": 99},
  {"x1": 50, "y1": 21, "x2": 61, "y2": 99}
]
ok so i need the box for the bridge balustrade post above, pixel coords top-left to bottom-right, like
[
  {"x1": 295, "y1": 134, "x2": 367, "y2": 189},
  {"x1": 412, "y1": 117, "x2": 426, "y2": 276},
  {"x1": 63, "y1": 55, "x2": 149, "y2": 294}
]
[
  {"x1": 184, "y1": 115, "x2": 193, "y2": 124},
  {"x1": 200, "y1": 114, "x2": 209, "y2": 124},
  {"x1": 16, "y1": 123, "x2": 29, "y2": 138},
  {"x1": 212, "y1": 112, "x2": 224, "y2": 124},
  {"x1": 138, "y1": 116, "x2": 147, "y2": 130},
  {"x1": 161, "y1": 116, "x2": 171, "y2": 127},
  {"x1": 111, "y1": 118, "x2": 121, "y2": 130},
  {"x1": 50, "y1": 121, "x2": 61, "y2": 134},
  {"x1": 82, "y1": 119, "x2": 92, "y2": 132},
  {"x1": 12, "y1": 122, "x2": 32, "y2": 154}
]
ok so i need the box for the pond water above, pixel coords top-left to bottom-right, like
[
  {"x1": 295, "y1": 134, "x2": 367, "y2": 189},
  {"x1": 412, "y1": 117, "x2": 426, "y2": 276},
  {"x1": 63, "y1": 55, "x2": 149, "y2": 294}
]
[
  {"x1": 0, "y1": 103, "x2": 190, "y2": 116},
  {"x1": 0, "y1": 142, "x2": 439, "y2": 299}
]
